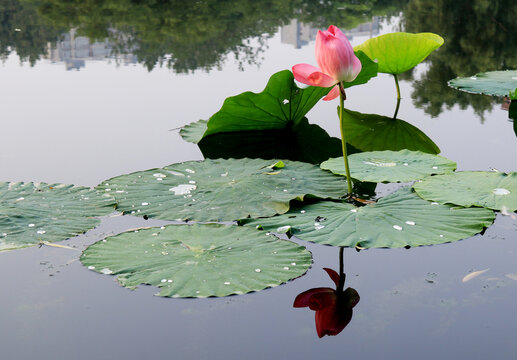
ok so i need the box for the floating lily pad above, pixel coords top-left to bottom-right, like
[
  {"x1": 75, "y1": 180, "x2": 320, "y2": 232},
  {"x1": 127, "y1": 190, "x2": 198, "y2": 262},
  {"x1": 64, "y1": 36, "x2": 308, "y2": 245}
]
[
  {"x1": 354, "y1": 32, "x2": 444, "y2": 75},
  {"x1": 321, "y1": 150, "x2": 456, "y2": 183},
  {"x1": 203, "y1": 70, "x2": 331, "y2": 138},
  {"x1": 413, "y1": 172, "x2": 517, "y2": 212},
  {"x1": 0, "y1": 182, "x2": 115, "y2": 251},
  {"x1": 197, "y1": 118, "x2": 344, "y2": 164},
  {"x1": 96, "y1": 158, "x2": 348, "y2": 222},
  {"x1": 241, "y1": 187, "x2": 494, "y2": 248},
  {"x1": 81, "y1": 224, "x2": 312, "y2": 298},
  {"x1": 340, "y1": 108, "x2": 440, "y2": 154},
  {"x1": 448, "y1": 70, "x2": 517, "y2": 99},
  {"x1": 179, "y1": 119, "x2": 207, "y2": 144}
]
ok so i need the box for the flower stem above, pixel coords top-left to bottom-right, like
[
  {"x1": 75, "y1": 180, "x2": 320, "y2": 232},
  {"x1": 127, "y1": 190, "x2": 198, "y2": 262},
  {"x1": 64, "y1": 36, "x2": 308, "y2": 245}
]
[
  {"x1": 339, "y1": 82, "x2": 353, "y2": 196},
  {"x1": 393, "y1": 74, "x2": 401, "y2": 119},
  {"x1": 338, "y1": 246, "x2": 345, "y2": 292}
]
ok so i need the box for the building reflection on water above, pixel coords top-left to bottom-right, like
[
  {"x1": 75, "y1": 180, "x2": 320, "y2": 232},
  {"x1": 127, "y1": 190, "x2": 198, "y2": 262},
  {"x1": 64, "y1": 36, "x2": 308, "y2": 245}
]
[
  {"x1": 281, "y1": 17, "x2": 380, "y2": 48},
  {"x1": 46, "y1": 29, "x2": 137, "y2": 70},
  {"x1": 45, "y1": 18, "x2": 379, "y2": 70}
]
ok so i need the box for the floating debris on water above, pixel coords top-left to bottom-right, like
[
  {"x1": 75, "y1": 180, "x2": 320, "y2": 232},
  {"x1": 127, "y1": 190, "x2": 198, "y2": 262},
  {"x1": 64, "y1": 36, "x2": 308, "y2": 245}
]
[{"x1": 462, "y1": 268, "x2": 489, "y2": 283}]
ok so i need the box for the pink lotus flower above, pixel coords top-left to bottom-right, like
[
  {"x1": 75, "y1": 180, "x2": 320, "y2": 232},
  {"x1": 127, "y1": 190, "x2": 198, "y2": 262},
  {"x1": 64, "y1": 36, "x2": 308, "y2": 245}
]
[
  {"x1": 293, "y1": 268, "x2": 360, "y2": 338},
  {"x1": 292, "y1": 25, "x2": 362, "y2": 101}
]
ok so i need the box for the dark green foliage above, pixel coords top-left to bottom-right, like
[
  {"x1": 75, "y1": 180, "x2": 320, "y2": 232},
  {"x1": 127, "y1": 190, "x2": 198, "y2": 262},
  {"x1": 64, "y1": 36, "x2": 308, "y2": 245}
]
[{"x1": 403, "y1": 0, "x2": 517, "y2": 117}]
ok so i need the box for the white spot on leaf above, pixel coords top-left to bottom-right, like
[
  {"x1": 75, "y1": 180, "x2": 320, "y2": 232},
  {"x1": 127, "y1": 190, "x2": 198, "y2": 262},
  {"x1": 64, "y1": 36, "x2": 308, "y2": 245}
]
[
  {"x1": 493, "y1": 188, "x2": 510, "y2": 196},
  {"x1": 363, "y1": 161, "x2": 397, "y2": 167},
  {"x1": 169, "y1": 184, "x2": 197, "y2": 195}
]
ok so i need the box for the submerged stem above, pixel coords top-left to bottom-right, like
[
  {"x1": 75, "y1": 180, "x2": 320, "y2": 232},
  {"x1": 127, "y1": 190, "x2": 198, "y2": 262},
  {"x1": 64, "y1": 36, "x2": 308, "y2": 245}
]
[
  {"x1": 393, "y1": 74, "x2": 401, "y2": 119},
  {"x1": 338, "y1": 247, "x2": 345, "y2": 292},
  {"x1": 339, "y1": 82, "x2": 353, "y2": 196}
]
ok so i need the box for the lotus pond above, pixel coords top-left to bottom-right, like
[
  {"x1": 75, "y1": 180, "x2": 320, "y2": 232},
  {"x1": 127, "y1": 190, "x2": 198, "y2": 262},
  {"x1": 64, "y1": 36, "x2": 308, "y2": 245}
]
[{"x1": 1, "y1": 1, "x2": 517, "y2": 359}]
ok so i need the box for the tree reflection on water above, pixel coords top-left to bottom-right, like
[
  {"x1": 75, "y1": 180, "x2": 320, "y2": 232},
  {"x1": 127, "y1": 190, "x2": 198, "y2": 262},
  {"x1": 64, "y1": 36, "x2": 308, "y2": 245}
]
[{"x1": 403, "y1": 0, "x2": 517, "y2": 118}]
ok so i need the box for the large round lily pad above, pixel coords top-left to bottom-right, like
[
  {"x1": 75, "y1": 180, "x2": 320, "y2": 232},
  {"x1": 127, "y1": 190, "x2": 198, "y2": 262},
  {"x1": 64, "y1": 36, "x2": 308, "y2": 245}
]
[
  {"x1": 413, "y1": 172, "x2": 517, "y2": 211},
  {"x1": 354, "y1": 32, "x2": 444, "y2": 75},
  {"x1": 0, "y1": 182, "x2": 115, "y2": 251},
  {"x1": 321, "y1": 150, "x2": 456, "y2": 183},
  {"x1": 241, "y1": 187, "x2": 495, "y2": 248},
  {"x1": 81, "y1": 224, "x2": 312, "y2": 298},
  {"x1": 96, "y1": 158, "x2": 348, "y2": 222},
  {"x1": 448, "y1": 70, "x2": 517, "y2": 99}
]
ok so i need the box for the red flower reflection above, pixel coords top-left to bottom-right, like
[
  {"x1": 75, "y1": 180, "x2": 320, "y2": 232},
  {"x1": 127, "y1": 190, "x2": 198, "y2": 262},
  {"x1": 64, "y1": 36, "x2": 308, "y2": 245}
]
[{"x1": 294, "y1": 268, "x2": 359, "y2": 338}]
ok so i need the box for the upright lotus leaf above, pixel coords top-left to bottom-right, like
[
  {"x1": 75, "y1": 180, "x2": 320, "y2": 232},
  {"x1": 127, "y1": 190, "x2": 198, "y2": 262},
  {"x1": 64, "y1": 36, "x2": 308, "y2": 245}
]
[
  {"x1": 510, "y1": 101, "x2": 517, "y2": 122},
  {"x1": 448, "y1": 70, "x2": 517, "y2": 99},
  {"x1": 197, "y1": 118, "x2": 344, "y2": 164},
  {"x1": 179, "y1": 119, "x2": 207, "y2": 144},
  {"x1": 321, "y1": 150, "x2": 456, "y2": 183},
  {"x1": 183, "y1": 54, "x2": 377, "y2": 143},
  {"x1": 354, "y1": 32, "x2": 444, "y2": 74},
  {"x1": 81, "y1": 224, "x2": 312, "y2": 298},
  {"x1": 96, "y1": 158, "x2": 348, "y2": 222},
  {"x1": 241, "y1": 187, "x2": 495, "y2": 248},
  {"x1": 0, "y1": 182, "x2": 115, "y2": 251},
  {"x1": 203, "y1": 70, "x2": 331, "y2": 137},
  {"x1": 340, "y1": 108, "x2": 440, "y2": 154},
  {"x1": 414, "y1": 172, "x2": 517, "y2": 212},
  {"x1": 341, "y1": 50, "x2": 378, "y2": 89}
]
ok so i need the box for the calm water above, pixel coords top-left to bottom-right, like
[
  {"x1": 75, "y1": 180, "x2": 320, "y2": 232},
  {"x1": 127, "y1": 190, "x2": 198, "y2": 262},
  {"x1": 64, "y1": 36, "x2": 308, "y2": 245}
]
[{"x1": 1, "y1": 1, "x2": 516, "y2": 359}]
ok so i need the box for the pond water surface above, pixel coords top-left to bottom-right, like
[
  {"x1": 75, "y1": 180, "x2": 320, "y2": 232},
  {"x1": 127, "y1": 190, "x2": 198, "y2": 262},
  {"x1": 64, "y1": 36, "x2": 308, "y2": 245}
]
[{"x1": 1, "y1": 1, "x2": 516, "y2": 359}]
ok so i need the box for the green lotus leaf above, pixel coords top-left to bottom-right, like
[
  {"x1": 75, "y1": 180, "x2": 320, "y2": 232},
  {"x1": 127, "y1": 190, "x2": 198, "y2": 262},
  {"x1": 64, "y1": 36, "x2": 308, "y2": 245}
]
[
  {"x1": 81, "y1": 224, "x2": 312, "y2": 298},
  {"x1": 95, "y1": 158, "x2": 348, "y2": 222},
  {"x1": 179, "y1": 119, "x2": 207, "y2": 144},
  {"x1": 196, "y1": 118, "x2": 344, "y2": 164},
  {"x1": 413, "y1": 172, "x2": 517, "y2": 212},
  {"x1": 321, "y1": 150, "x2": 456, "y2": 183},
  {"x1": 340, "y1": 108, "x2": 440, "y2": 154},
  {"x1": 203, "y1": 70, "x2": 331, "y2": 137},
  {"x1": 510, "y1": 101, "x2": 516, "y2": 122},
  {"x1": 241, "y1": 187, "x2": 495, "y2": 248},
  {"x1": 448, "y1": 70, "x2": 517, "y2": 99},
  {"x1": 182, "y1": 54, "x2": 376, "y2": 143},
  {"x1": 354, "y1": 32, "x2": 444, "y2": 74},
  {"x1": 0, "y1": 182, "x2": 115, "y2": 251},
  {"x1": 342, "y1": 50, "x2": 378, "y2": 89}
]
